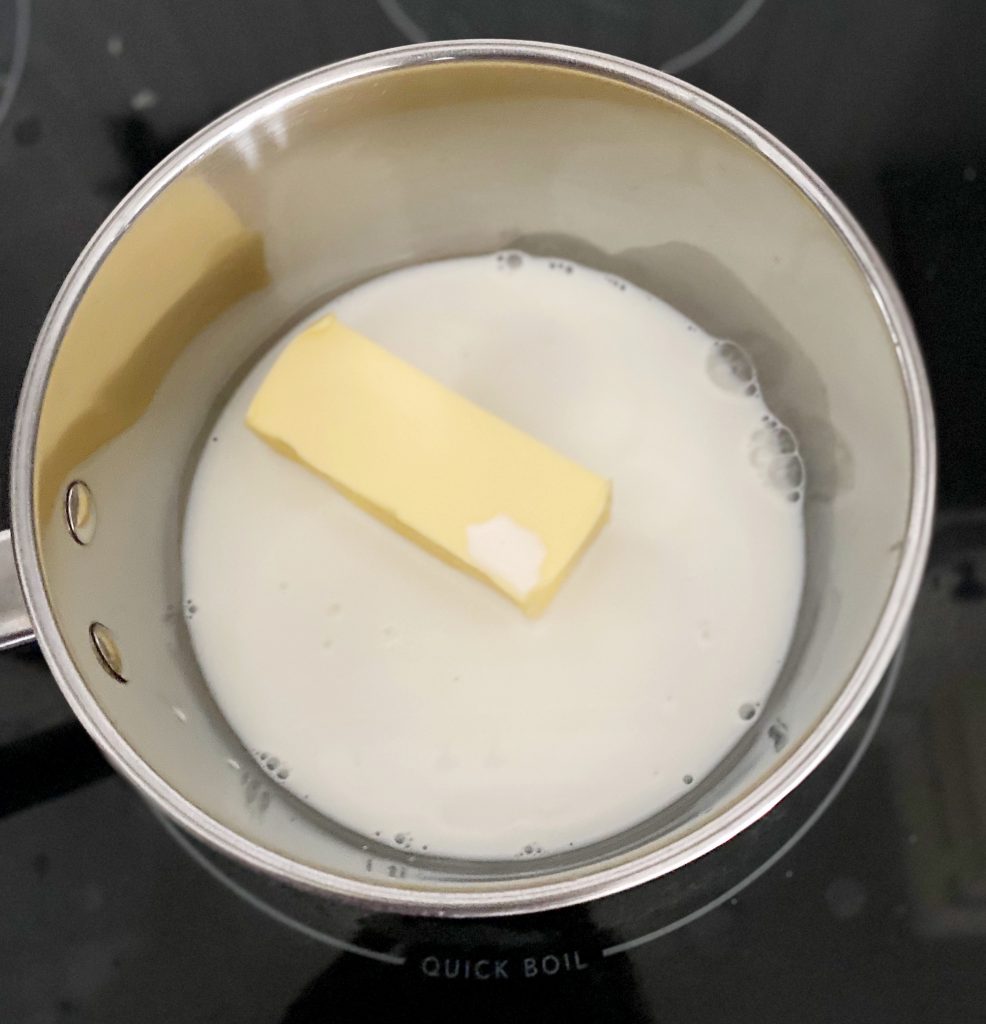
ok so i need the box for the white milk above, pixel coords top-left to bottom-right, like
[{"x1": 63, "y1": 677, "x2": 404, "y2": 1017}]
[{"x1": 182, "y1": 252, "x2": 805, "y2": 860}]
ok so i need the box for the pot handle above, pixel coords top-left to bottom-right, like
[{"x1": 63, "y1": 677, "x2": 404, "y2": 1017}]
[{"x1": 0, "y1": 530, "x2": 35, "y2": 650}]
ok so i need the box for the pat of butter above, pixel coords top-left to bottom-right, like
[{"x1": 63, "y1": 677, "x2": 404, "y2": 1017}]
[{"x1": 246, "y1": 316, "x2": 611, "y2": 615}]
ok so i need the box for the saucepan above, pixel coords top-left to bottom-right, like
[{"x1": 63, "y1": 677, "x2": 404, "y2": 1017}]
[{"x1": 0, "y1": 40, "x2": 934, "y2": 916}]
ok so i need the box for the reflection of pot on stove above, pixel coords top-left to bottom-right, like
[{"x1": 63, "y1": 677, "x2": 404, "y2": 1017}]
[{"x1": 886, "y1": 514, "x2": 986, "y2": 938}]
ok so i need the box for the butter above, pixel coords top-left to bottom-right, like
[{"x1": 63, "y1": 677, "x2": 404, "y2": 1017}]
[{"x1": 246, "y1": 315, "x2": 610, "y2": 614}]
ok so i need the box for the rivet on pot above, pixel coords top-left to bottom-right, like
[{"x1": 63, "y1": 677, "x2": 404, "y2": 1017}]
[
  {"x1": 89, "y1": 622, "x2": 126, "y2": 683},
  {"x1": 65, "y1": 481, "x2": 96, "y2": 545}
]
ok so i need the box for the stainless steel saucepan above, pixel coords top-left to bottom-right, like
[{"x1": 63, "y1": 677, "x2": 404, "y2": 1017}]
[{"x1": 0, "y1": 40, "x2": 934, "y2": 916}]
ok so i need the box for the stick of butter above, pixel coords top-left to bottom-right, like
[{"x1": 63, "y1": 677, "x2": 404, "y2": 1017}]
[{"x1": 246, "y1": 315, "x2": 611, "y2": 615}]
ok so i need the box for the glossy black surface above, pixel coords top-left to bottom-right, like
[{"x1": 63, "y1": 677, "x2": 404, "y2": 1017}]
[{"x1": 2, "y1": 1, "x2": 985, "y2": 1020}]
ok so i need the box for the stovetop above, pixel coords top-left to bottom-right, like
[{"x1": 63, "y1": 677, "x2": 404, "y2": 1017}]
[{"x1": 2, "y1": 2, "x2": 985, "y2": 1021}]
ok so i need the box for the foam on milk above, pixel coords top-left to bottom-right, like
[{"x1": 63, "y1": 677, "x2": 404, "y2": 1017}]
[{"x1": 182, "y1": 252, "x2": 806, "y2": 860}]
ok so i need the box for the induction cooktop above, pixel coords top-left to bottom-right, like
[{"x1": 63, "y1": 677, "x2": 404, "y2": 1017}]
[{"x1": 2, "y1": 2, "x2": 985, "y2": 1021}]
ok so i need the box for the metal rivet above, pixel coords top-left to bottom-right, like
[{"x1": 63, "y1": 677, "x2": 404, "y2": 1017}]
[
  {"x1": 65, "y1": 481, "x2": 96, "y2": 545},
  {"x1": 89, "y1": 622, "x2": 126, "y2": 683}
]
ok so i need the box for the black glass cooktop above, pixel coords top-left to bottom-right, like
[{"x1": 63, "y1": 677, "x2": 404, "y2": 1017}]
[{"x1": 2, "y1": 2, "x2": 985, "y2": 1021}]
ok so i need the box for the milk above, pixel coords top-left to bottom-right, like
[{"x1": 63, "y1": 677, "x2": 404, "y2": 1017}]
[{"x1": 182, "y1": 252, "x2": 805, "y2": 860}]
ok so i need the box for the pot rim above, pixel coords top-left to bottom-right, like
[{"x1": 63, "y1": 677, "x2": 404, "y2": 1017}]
[{"x1": 8, "y1": 39, "x2": 936, "y2": 917}]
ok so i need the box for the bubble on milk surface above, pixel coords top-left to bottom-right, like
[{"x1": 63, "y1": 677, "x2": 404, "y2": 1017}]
[
  {"x1": 257, "y1": 750, "x2": 291, "y2": 781},
  {"x1": 495, "y1": 250, "x2": 525, "y2": 271},
  {"x1": 749, "y1": 415, "x2": 805, "y2": 503},
  {"x1": 703, "y1": 337, "x2": 807, "y2": 503},
  {"x1": 707, "y1": 340, "x2": 756, "y2": 392},
  {"x1": 496, "y1": 250, "x2": 626, "y2": 288}
]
